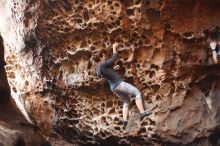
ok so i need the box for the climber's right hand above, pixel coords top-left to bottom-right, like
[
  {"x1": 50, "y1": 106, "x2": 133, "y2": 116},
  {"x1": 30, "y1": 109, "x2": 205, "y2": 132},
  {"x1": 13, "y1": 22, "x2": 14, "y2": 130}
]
[{"x1": 113, "y1": 42, "x2": 118, "y2": 54}]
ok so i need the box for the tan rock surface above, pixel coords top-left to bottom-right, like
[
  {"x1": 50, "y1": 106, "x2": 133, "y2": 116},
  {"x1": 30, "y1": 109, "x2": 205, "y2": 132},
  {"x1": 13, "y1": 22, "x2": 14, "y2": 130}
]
[
  {"x1": 0, "y1": 35, "x2": 46, "y2": 145},
  {"x1": 1, "y1": 0, "x2": 220, "y2": 145}
]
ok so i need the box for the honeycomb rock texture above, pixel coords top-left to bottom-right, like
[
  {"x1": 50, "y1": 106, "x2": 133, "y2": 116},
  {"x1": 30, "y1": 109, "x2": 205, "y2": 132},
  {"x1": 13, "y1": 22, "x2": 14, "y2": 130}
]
[
  {"x1": 0, "y1": 36, "x2": 46, "y2": 145},
  {"x1": 1, "y1": 0, "x2": 220, "y2": 145}
]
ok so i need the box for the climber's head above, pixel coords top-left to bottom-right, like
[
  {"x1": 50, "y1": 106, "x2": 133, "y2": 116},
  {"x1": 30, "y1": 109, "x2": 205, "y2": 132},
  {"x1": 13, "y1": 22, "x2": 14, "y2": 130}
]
[
  {"x1": 207, "y1": 31, "x2": 220, "y2": 43},
  {"x1": 208, "y1": 34, "x2": 216, "y2": 43},
  {"x1": 96, "y1": 49, "x2": 109, "y2": 62}
]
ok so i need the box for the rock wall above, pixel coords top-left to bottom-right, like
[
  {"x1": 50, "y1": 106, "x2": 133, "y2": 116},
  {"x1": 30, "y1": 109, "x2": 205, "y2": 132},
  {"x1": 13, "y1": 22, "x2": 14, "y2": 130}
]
[
  {"x1": 0, "y1": 33, "x2": 46, "y2": 145},
  {"x1": 1, "y1": 0, "x2": 220, "y2": 145}
]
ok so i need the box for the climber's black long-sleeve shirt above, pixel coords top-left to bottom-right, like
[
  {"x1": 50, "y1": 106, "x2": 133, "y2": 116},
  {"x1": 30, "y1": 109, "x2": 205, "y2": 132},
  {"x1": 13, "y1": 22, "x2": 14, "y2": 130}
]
[{"x1": 97, "y1": 54, "x2": 122, "y2": 89}]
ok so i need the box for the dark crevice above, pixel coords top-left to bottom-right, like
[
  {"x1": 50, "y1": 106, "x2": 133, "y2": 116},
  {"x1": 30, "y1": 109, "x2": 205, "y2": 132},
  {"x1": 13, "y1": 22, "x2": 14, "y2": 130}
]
[
  {"x1": 0, "y1": 34, "x2": 11, "y2": 103},
  {"x1": 15, "y1": 138, "x2": 26, "y2": 146}
]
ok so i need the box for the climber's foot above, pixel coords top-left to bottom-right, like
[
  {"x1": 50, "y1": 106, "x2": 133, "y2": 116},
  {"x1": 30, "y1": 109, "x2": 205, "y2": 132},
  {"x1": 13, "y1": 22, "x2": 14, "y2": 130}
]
[
  {"x1": 122, "y1": 121, "x2": 128, "y2": 129},
  {"x1": 140, "y1": 111, "x2": 152, "y2": 121}
]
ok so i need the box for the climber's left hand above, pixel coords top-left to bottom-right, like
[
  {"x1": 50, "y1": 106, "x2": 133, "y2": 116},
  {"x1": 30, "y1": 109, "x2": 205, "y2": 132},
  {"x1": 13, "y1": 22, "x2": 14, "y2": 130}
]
[{"x1": 114, "y1": 65, "x2": 120, "y2": 70}]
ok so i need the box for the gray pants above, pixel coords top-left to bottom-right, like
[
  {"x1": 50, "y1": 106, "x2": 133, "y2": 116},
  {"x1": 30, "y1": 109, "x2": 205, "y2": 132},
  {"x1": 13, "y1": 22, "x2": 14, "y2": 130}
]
[{"x1": 113, "y1": 81, "x2": 142, "y2": 106}]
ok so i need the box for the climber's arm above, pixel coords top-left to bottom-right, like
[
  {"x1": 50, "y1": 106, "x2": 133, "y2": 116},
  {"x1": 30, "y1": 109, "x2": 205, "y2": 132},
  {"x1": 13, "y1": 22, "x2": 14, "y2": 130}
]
[
  {"x1": 102, "y1": 43, "x2": 119, "y2": 66},
  {"x1": 102, "y1": 54, "x2": 118, "y2": 66},
  {"x1": 210, "y1": 42, "x2": 218, "y2": 64},
  {"x1": 212, "y1": 51, "x2": 218, "y2": 64},
  {"x1": 112, "y1": 42, "x2": 118, "y2": 54}
]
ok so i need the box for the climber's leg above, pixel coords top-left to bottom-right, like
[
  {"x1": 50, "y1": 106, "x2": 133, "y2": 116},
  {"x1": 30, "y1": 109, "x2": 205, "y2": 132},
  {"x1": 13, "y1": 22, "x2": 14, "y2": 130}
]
[
  {"x1": 113, "y1": 86, "x2": 130, "y2": 129},
  {"x1": 113, "y1": 90, "x2": 130, "y2": 121},
  {"x1": 135, "y1": 93, "x2": 145, "y2": 113},
  {"x1": 114, "y1": 81, "x2": 152, "y2": 120},
  {"x1": 123, "y1": 103, "x2": 129, "y2": 121}
]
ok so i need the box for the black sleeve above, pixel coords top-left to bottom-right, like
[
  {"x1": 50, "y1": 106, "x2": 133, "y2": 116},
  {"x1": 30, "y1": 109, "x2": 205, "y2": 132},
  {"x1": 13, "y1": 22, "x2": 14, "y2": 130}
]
[
  {"x1": 96, "y1": 63, "x2": 102, "y2": 77},
  {"x1": 102, "y1": 54, "x2": 118, "y2": 66}
]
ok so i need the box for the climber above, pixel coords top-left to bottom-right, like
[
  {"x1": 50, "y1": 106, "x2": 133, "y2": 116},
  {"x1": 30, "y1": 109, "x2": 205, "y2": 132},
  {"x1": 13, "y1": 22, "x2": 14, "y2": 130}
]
[
  {"x1": 96, "y1": 42, "x2": 152, "y2": 129},
  {"x1": 208, "y1": 34, "x2": 220, "y2": 64}
]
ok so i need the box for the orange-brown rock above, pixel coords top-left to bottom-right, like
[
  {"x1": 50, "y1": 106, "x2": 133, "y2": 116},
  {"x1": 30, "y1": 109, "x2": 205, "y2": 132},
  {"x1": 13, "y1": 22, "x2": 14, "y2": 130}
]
[{"x1": 1, "y1": 0, "x2": 220, "y2": 146}]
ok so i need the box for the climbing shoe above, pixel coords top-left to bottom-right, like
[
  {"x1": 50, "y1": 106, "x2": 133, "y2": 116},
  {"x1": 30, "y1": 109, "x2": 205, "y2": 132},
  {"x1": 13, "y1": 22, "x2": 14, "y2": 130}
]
[
  {"x1": 122, "y1": 121, "x2": 128, "y2": 129},
  {"x1": 140, "y1": 111, "x2": 152, "y2": 120}
]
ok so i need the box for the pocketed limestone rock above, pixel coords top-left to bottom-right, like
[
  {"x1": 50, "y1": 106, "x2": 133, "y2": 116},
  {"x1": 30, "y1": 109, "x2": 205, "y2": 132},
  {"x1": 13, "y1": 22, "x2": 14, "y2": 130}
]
[{"x1": 1, "y1": 0, "x2": 220, "y2": 145}]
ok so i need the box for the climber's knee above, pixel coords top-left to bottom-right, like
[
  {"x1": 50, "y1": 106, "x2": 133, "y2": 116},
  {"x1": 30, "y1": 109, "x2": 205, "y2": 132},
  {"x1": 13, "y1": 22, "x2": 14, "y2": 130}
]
[
  {"x1": 135, "y1": 92, "x2": 142, "y2": 100},
  {"x1": 123, "y1": 102, "x2": 129, "y2": 108}
]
